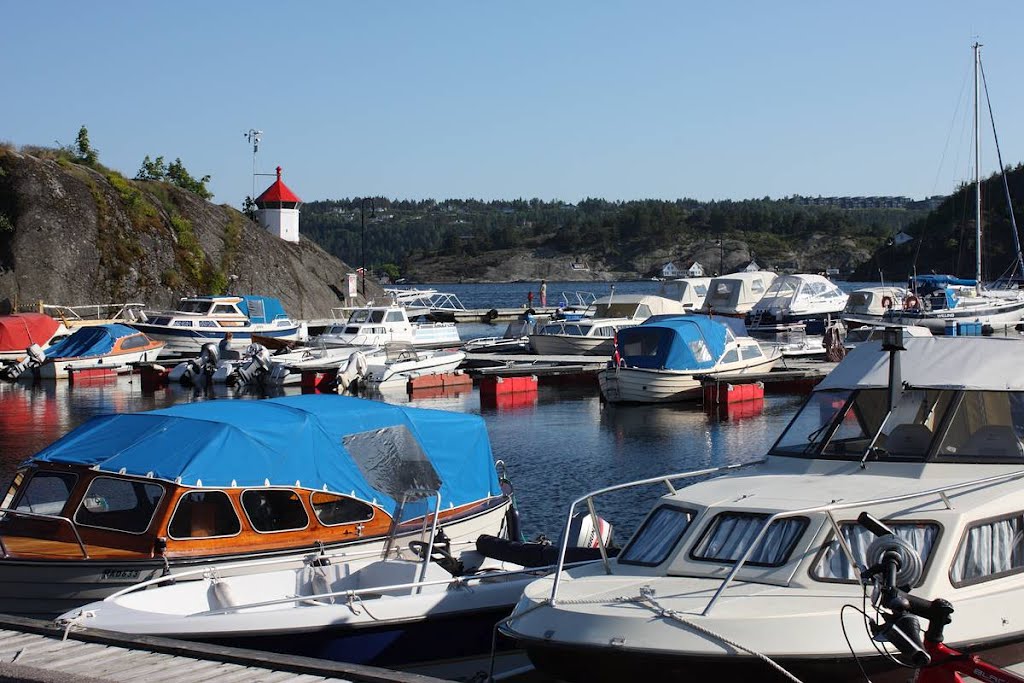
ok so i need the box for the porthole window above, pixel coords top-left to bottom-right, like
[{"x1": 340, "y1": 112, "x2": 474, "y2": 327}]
[{"x1": 241, "y1": 489, "x2": 309, "y2": 533}]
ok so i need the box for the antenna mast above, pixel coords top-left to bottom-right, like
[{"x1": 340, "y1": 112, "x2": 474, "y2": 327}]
[
  {"x1": 244, "y1": 129, "x2": 263, "y2": 201},
  {"x1": 974, "y1": 42, "x2": 982, "y2": 293}
]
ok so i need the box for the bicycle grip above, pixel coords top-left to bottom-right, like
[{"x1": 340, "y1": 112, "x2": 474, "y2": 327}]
[
  {"x1": 882, "y1": 614, "x2": 930, "y2": 667},
  {"x1": 858, "y1": 511, "x2": 894, "y2": 538}
]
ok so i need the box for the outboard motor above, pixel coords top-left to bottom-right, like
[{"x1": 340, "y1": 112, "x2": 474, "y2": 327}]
[
  {"x1": 169, "y1": 343, "x2": 220, "y2": 385},
  {"x1": 336, "y1": 350, "x2": 368, "y2": 394},
  {"x1": 0, "y1": 344, "x2": 47, "y2": 382},
  {"x1": 476, "y1": 510, "x2": 616, "y2": 568},
  {"x1": 231, "y1": 344, "x2": 271, "y2": 386}
]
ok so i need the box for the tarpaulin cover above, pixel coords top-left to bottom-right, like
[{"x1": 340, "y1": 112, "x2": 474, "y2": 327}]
[
  {"x1": 817, "y1": 337, "x2": 1024, "y2": 391},
  {"x1": 910, "y1": 274, "x2": 976, "y2": 290},
  {"x1": 28, "y1": 395, "x2": 500, "y2": 513},
  {"x1": 238, "y1": 296, "x2": 289, "y2": 324},
  {"x1": 615, "y1": 315, "x2": 729, "y2": 370},
  {"x1": 43, "y1": 324, "x2": 139, "y2": 359},
  {"x1": 0, "y1": 314, "x2": 60, "y2": 352}
]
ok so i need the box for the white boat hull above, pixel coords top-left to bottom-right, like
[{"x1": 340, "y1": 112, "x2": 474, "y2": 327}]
[
  {"x1": 599, "y1": 355, "x2": 779, "y2": 404},
  {"x1": 366, "y1": 350, "x2": 466, "y2": 385},
  {"x1": 884, "y1": 297, "x2": 1024, "y2": 331},
  {"x1": 35, "y1": 347, "x2": 165, "y2": 380}
]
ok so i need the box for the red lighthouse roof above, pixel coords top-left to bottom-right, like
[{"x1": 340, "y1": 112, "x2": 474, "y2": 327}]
[{"x1": 255, "y1": 166, "x2": 302, "y2": 205}]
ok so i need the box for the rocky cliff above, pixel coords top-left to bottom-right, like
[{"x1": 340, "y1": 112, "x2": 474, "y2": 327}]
[{"x1": 0, "y1": 149, "x2": 380, "y2": 318}]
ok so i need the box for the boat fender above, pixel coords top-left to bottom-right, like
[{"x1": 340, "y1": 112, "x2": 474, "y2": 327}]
[
  {"x1": 486, "y1": 308, "x2": 499, "y2": 321},
  {"x1": 207, "y1": 577, "x2": 236, "y2": 610},
  {"x1": 904, "y1": 295, "x2": 920, "y2": 310},
  {"x1": 881, "y1": 295, "x2": 893, "y2": 310}
]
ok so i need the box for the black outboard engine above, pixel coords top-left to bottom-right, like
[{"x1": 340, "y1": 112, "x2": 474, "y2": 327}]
[
  {"x1": 0, "y1": 344, "x2": 47, "y2": 382},
  {"x1": 476, "y1": 510, "x2": 617, "y2": 568},
  {"x1": 170, "y1": 343, "x2": 220, "y2": 385},
  {"x1": 232, "y1": 344, "x2": 271, "y2": 386}
]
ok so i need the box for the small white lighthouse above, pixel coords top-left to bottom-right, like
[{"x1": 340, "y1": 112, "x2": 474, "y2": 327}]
[{"x1": 255, "y1": 166, "x2": 301, "y2": 243}]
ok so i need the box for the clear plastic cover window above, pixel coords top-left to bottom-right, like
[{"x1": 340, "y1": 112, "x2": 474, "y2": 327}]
[{"x1": 935, "y1": 391, "x2": 1024, "y2": 463}]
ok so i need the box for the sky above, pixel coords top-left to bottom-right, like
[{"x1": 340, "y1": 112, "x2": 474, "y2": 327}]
[{"x1": 5, "y1": 2, "x2": 1024, "y2": 207}]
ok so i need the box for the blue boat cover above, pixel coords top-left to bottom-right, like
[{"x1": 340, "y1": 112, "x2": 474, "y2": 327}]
[
  {"x1": 615, "y1": 315, "x2": 729, "y2": 370},
  {"x1": 910, "y1": 274, "x2": 976, "y2": 290},
  {"x1": 43, "y1": 324, "x2": 140, "y2": 360},
  {"x1": 28, "y1": 395, "x2": 500, "y2": 515},
  {"x1": 238, "y1": 296, "x2": 289, "y2": 324}
]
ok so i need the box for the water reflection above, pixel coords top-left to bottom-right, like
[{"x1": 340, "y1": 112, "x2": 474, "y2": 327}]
[{"x1": 0, "y1": 376, "x2": 806, "y2": 540}]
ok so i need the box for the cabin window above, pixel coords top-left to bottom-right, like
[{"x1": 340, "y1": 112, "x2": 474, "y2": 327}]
[
  {"x1": 694, "y1": 285, "x2": 708, "y2": 296},
  {"x1": 246, "y1": 300, "x2": 264, "y2": 319},
  {"x1": 721, "y1": 348, "x2": 739, "y2": 363},
  {"x1": 619, "y1": 506, "x2": 694, "y2": 566},
  {"x1": 819, "y1": 389, "x2": 889, "y2": 458},
  {"x1": 751, "y1": 279, "x2": 766, "y2": 294},
  {"x1": 385, "y1": 310, "x2": 404, "y2": 323},
  {"x1": 212, "y1": 304, "x2": 236, "y2": 315},
  {"x1": 935, "y1": 391, "x2": 1024, "y2": 463},
  {"x1": 120, "y1": 335, "x2": 149, "y2": 350},
  {"x1": 199, "y1": 321, "x2": 218, "y2": 328},
  {"x1": 688, "y1": 339, "x2": 712, "y2": 363},
  {"x1": 310, "y1": 492, "x2": 375, "y2": 526},
  {"x1": 951, "y1": 512, "x2": 1024, "y2": 585},
  {"x1": 370, "y1": 311, "x2": 385, "y2": 323},
  {"x1": 178, "y1": 301, "x2": 212, "y2": 314},
  {"x1": 74, "y1": 477, "x2": 164, "y2": 534},
  {"x1": 773, "y1": 389, "x2": 855, "y2": 457},
  {"x1": 150, "y1": 317, "x2": 172, "y2": 326},
  {"x1": 635, "y1": 304, "x2": 652, "y2": 319},
  {"x1": 241, "y1": 489, "x2": 309, "y2": 533},
  {"x1": 348, "y1": 310, "x2": 371, "y2": 324},
  {"x1": 691, "y1": 513, "x2": 807, "y2": 567},
  {"x1": 168, "y1": 491, "x2": 241, "y2": 539},
  {"x1": 813, "y1": 521, "x2": 939, "y2": 583},
  {"x1": 621, "y1": 329, "x2": 661, "y2": 357},
  {"x1": 10, "y1": 471, "x2": 77, "y2": 516},
  {"x1": 740, "y1": 345, "x2": 763, "y2": 360},
  {"x1": 173, "y1": 320, "x2": 193, "y2": 327}
]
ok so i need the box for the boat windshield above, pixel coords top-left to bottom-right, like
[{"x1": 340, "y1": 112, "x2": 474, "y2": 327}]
[
  {"x1": 177, "y1": 300, "x2": 213, "y2": 314},
  {"x1": 348, "y1": 309, "x2": 386, "y2": 324}
]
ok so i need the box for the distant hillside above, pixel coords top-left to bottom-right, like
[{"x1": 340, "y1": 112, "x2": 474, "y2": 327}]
[
  {"x1": 0, "y1": 147, "x2": 379, "y2": 317},
  {"x1": 301, "y1": 196, "x2": 931, "y2": 283},
  {"x1": 853, "y1": 164, "x2": 1024, "y2": 282}
]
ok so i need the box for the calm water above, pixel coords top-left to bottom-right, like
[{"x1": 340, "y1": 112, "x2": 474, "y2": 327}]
[{"x1": 0, "y1": 280, "x2": 828, "y2": 540}]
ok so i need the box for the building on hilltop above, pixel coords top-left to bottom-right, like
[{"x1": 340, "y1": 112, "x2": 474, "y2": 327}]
[{"x1": 255, "y1": 166, "x2": 301, "y2": 243}]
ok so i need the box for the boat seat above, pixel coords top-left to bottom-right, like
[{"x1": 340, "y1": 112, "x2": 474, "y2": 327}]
[
  {"x1": 190, "y1": 502, "x2": 219, "y2": 537},
  {"x1": 884, "y1": 424, "x2": 933, "y2": 455},
  {"x1": 961, "y1": 426, "x2": 1024, "y2": 459}
]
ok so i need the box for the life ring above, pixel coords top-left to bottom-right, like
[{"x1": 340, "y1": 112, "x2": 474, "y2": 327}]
[
  {"x1": 880, "y1": 295, "x2": 894, "y2": 310},
  {"x1": 904, "y1": 295, "x2": 920, "y2": 310}
]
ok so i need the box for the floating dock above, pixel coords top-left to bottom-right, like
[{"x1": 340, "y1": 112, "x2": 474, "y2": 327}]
[{"x1": 0, "y1": 615, "x2": 443, "y2": 683}]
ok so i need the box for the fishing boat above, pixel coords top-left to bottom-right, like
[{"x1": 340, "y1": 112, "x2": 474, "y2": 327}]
[
  {"x1": 699, "y1": 271, "x2": 778, "y2": 318},
  {"x1": 503, "y1": 331, "x2": 1024, "y2": 682},
  {"x1": 0, "y1": 313, "x2": 69, "y2": 362},
  {"x1": 131, "y1": 295, "x2": 302, "y2": 356},
  {"x1": 0, "y1": 324, "x2": 164, "y2": 381},
  {"x1": 598, "y1": 315, "x2": 780, "y2": 404},
  {"x1": 884, "y1": 45, "x2": 1024, "y2": 332},
  {"x1": 0, "y1": 395, "x2": 513, "y2": 619},
  {"x1": 745, "y1": 274, "x2": 847, "y2": 336},
  {"x1": 313, "y1": 304, "x2": 461, "y2": 350}
]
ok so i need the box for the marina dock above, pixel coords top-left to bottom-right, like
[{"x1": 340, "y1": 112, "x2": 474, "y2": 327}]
[{"x1": 0, "y1": 615, "x2": 443, "y2": 683}]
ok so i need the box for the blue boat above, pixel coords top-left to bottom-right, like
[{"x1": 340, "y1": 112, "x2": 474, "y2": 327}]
[
  {"x1": 2, "y1": 323, "x2": 164, "y2": 380},
  {"x1": 0, "y1": 395, "x2": 512, "y2": 618},
  {"x1": 131, "y1": 294, "x2": 302, "y2": 355}
]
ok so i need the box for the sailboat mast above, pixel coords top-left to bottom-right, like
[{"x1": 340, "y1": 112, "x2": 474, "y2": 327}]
[{"x1": 974, "y1": 41, "x2": 983, "y2": 293}]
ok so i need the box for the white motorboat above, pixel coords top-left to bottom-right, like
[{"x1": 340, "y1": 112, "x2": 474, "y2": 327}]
[
  {"x1": 700, "y1": 271, "x2": 778, "y2": 317},
  {"x1": 131, "y1": 295, "x2": 303, "y2": 356},
  {"x1": 383, "y1": 287, "x2": 467, "y2": 321},
  {"x1": 1, "y1": 324, "x2": 164, "y2": 381},
  {"x1": 657, "y1": 277, "x2": 712, "y2": 311},
  {"x1": 314, "y1": 304, "x2": 461, "y2": 350},
  {"x1": 745, "y1": 274, "x2": 848, "y2": 335},
  {"x1": 844, "y1": 323, "x2": 932, "y2": 351},
  {"x1": 463, "y1": 315, "x2": 545, "y2": 354},
  {"x1": 598, "y1": 315, "x2": 780, "y2": 403},
  {"x1": 504, "y1": 331, "x2": 1024, "y2": 682},
  {"x1": 841, "y1": 285, "x2": 907, "y2": 328},
  {"x1": 530, "y1": 294, "x2": 687, "y2": 356},
  {"x1": 362, "y1": 344, "x2": 466, "y2": 387}
]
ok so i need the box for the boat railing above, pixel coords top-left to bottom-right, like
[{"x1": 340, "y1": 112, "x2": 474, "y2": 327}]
[
  {"x1": 698, "y1": 466, "x2": 1024, "y2": 616},
  {"x1": 548, "y1": 461, "x2": 765, "y2": 603},
  {"x1": 40, "y1": 303, "x2": 146, "y2": 325},
  {"x1": 0, "y1": 509, "x2": 90, "y2": 559}
]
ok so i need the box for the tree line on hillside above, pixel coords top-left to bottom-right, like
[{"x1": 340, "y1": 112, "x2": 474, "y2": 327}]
[
  {"x1": 854, "y1": 164, "x2": 1024, "y2": 282},
  {"x1": 301, "y1": 196, "x2": 926, "y2": 276}
]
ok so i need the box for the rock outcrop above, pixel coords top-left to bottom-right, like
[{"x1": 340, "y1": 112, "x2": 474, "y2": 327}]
[{"x1": 0, "y1": 150, "x2": 381, "y2": 318}]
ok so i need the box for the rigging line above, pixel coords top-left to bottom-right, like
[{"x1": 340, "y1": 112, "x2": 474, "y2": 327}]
[{"x1": 979, "y1": 58, "x2": 1024, "y2": 280}]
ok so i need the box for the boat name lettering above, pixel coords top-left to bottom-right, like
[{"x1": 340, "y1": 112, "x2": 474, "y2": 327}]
[{"x1": 100, "y1": 568, "x2": 143, "y2": 581}]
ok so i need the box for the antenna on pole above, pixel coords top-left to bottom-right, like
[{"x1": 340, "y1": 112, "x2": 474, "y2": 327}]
[{"x1": 244, "y1": 129, "x2": 263, "y2": 201}]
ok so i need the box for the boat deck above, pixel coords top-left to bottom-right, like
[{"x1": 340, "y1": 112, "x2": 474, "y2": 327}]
[{"x1": 0, "y1": 614, "x2": 442, "y2": 683}]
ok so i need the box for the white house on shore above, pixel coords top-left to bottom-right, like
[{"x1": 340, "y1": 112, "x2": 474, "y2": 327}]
[{"x1": 255, "y1": 166, "x2": 301, "y2": 243}]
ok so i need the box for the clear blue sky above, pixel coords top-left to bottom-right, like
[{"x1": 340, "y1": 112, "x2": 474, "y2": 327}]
[{"x1": 5, "y1": 2, "x2": 1024, "y2": 207}]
